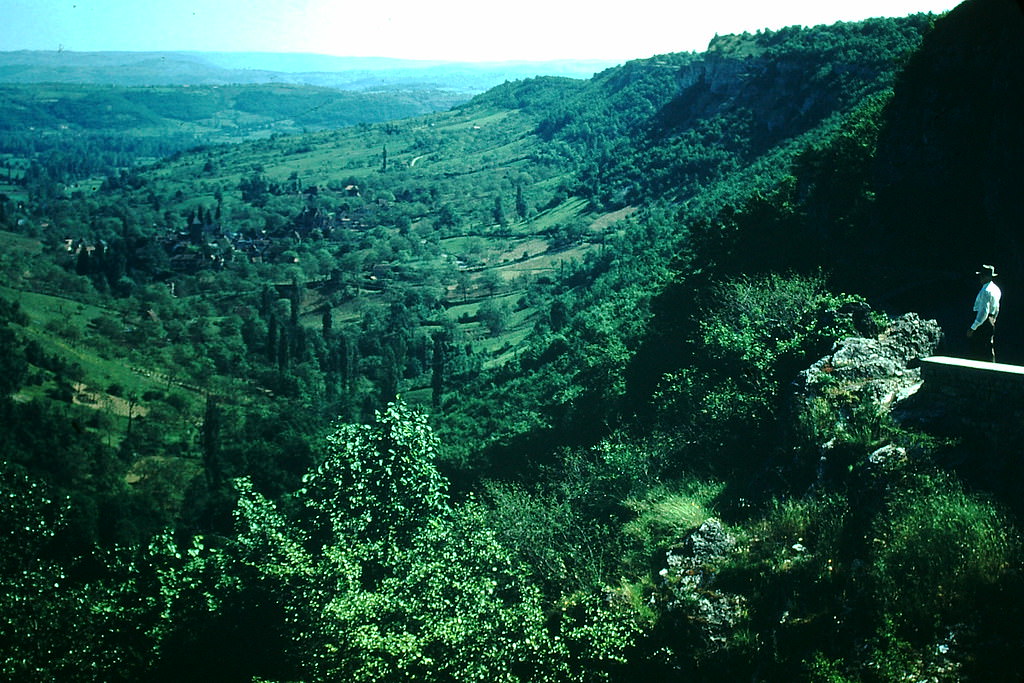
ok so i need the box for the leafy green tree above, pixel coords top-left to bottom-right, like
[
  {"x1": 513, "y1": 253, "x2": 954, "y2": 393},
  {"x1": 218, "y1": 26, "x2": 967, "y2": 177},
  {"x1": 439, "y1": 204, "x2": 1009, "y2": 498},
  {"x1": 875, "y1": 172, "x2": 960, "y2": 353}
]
[
  {"x1": 478, "y1": 297, "x2": 511, "y2": 336},
  {"x1": 302, "y1": 501, "x2": 566, "y2": 682},
  {"x1": 266, "y1": 313, "x2": 278, "y2": 364},
  {"x1": 302, "y1": 401, "x2": 448, "y2": 554},
  {"x1": 0, "y1": 465, "x2": 167, "y2": 681},
  {"x1": 627, "y1": 271, "x2": 879, "y2": 490},
  {"x1": 229, "y1": 401, "x2": 641, "y2": 681},
  {"x1": 321, "y1": 306, "x2": 332, "y2": 339},
  {"x1": 493, "y1": 194, "x2": 506, "y2": 226},
  {"x1": 0, "y1": 326, "x2": 27, "y2": 397},
  {"x1": 516, "y1": 183, "x2": 528, "y2": 219},
  {"x1": 697, "y1": 273, "x2": 869, "y2": 399},
  {"x1": 431, "y1": 330, "x2": 449, "y2": 409},
  {"x1": 202, "y1": 396, "x2": 224, "y2": 486}
]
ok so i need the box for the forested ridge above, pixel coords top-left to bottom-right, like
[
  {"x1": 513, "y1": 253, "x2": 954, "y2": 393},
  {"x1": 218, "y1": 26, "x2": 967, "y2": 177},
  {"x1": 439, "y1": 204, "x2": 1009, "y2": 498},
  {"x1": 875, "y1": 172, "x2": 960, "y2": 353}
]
[{"x1": 3, "y1": 1, "x2": 1024, "y2": 680}]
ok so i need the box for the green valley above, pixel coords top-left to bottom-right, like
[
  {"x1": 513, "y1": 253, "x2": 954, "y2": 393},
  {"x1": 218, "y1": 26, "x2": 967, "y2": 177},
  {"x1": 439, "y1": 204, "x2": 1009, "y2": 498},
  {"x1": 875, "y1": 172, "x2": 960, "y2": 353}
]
[{"x1": 3, "y1": 2, "x2": 1024, "y2": 680}]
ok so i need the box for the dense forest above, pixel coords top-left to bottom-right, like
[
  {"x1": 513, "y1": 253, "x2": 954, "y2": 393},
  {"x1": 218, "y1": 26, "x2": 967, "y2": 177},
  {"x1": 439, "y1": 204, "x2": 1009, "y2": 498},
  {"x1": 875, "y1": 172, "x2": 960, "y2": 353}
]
[{"x1": 3, "y1": 1, "x2": 1024, "y2": 680}]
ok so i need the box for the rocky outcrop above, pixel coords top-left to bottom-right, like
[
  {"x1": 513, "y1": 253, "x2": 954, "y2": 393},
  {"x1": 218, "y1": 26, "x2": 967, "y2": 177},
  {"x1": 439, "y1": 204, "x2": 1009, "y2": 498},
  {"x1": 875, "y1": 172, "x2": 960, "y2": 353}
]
[
  {"x1": 659, "y1": 519, "x2": 746, "y2": 642},
  {"x1": 791, "y1": 313, "x2": 942, "y2": 484},
  {"x1": 795, "y1": 309, "x2": 1024, "y2": 456},
  {"x1": 795, "y1": 312, "x2": 943, "y2": 412}
]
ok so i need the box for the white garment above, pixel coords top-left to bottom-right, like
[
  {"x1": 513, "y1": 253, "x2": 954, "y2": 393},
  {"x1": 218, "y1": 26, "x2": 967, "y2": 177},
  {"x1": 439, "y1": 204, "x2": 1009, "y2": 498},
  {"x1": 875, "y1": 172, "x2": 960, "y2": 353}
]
[{"x1": 972, "y1": 280, "x2": 1001, "y2": 330}]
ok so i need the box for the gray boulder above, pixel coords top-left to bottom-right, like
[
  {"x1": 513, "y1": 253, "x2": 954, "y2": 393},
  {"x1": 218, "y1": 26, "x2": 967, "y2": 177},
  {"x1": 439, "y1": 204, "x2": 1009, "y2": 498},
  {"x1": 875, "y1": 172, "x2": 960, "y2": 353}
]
[
  {"x1": 796, "y1": 312, "x2": 943, "y2": 411},
  {"x1": 660, "y1": 519, "x2": 746, "y2": 640}
]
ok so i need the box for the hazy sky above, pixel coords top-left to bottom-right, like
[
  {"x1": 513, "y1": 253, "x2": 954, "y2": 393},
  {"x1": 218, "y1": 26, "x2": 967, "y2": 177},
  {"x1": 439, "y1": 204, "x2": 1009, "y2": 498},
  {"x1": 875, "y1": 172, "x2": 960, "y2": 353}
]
[{"x1": 2, "y1": 0, "x2": 965, "y2": 62}]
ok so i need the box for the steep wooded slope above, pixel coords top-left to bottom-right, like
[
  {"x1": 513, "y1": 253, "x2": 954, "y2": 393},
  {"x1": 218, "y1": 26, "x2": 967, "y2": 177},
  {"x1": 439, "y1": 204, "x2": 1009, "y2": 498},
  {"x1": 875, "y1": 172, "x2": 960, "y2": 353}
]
[{"x1": 636, "y1": 0, "x2": 1024, "y2": 362}]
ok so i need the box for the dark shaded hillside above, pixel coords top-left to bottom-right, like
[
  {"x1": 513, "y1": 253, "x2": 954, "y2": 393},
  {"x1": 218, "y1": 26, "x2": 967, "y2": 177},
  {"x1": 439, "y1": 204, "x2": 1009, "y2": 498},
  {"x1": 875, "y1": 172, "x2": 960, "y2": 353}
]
[{"x1": 869, "y1": 0, "x2": 1024, "y2": 355}]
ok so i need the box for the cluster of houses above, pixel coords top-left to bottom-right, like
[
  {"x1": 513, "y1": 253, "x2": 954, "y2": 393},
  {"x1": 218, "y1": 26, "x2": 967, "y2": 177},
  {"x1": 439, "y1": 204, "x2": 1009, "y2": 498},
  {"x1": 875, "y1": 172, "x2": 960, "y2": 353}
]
[{"x1": 65, "y1": 198, "x2": 379, "y2": 277}]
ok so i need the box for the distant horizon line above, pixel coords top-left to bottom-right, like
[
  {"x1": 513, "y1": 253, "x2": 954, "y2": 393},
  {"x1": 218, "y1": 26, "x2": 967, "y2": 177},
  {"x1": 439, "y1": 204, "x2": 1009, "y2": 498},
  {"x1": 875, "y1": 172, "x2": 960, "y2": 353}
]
[{"x1": 0, "y1": 48, "x2": 636, "y2": 66}]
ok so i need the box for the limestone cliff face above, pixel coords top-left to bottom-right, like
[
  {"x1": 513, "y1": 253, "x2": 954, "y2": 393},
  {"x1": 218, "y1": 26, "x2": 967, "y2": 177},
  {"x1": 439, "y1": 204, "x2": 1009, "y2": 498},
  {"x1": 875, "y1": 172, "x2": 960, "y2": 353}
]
[
  {"x1": 686, "y1": 52, "x2": 751, "y2": 94},
  {"x1": 642, "y1": 18, "x2": 932, "y2": 155}
]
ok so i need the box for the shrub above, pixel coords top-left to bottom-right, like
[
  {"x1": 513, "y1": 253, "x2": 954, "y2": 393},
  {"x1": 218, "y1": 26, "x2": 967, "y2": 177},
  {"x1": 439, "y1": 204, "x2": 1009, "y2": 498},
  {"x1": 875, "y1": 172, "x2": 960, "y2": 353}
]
[
  {"x1": 710, "y1": 494, "x2": 850, "y2": 673},
  {"x1": 483, "y1": 480, "x2": 610, "y2": 598},
  {"x1": 871, "y1": 473, "x2": 1018, "y2": 634},
  {"x1": 301, "y1": 401, "x2": 449, "y2": 554},
  {"x1": 653, "y1": 273, "x2": 871, "y2": 476},
  {"x1": 727, "y1": 494, "x2": 850, "y2": 590},
  {"x1": 482, "y1": 438, "x2": 660, "y2": 599},
  {"x1": 698, "y1": 272, "x2": 868, "y2": 399}
]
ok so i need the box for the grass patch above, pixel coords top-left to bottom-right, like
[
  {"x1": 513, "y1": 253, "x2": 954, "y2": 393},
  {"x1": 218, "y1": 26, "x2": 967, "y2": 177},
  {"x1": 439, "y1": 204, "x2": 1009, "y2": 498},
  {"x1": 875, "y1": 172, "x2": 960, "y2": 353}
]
[
  {"x1": 0, "y1": 230, "x2": 43, "y2": 254},
  {"x1": 872, "y1": 473, "x2": 1018, "y2": 632},
  {"x1": 624, "y1": 479, "x2": 726, "y2": 548},
  {"x1": 530, "y1": 197, "x2": 589, "y2": 232}
]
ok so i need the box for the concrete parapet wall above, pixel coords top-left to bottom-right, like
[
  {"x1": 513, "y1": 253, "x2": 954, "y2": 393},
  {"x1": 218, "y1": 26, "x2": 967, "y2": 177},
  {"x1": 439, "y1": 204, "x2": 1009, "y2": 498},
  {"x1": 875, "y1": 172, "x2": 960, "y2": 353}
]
[{"x1": 920, "y1": 356, "x2": 1024, "y2": 407}]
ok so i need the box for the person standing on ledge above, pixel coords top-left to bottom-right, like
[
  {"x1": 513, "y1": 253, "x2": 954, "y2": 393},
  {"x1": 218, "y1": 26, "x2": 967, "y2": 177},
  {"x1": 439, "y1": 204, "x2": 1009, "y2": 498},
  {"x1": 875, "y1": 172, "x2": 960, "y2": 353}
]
[{"x1": 967, "y1": 264, "x2": 1001, "y2": 362}]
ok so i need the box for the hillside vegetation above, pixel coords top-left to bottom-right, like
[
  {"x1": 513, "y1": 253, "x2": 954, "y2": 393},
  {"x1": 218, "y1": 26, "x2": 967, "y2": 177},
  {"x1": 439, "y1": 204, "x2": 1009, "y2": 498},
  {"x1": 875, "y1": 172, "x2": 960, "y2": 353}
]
[{"x1": 3, "y1": 2, "x2": 1024, "y2": 680}]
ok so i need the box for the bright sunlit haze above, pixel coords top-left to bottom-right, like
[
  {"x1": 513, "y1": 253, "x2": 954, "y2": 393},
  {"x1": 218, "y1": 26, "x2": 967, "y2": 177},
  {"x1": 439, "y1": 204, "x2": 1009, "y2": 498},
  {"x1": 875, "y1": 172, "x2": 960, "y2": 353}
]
[{"x1": 2, "y1": 0, "x2": 965, "y2": 62}]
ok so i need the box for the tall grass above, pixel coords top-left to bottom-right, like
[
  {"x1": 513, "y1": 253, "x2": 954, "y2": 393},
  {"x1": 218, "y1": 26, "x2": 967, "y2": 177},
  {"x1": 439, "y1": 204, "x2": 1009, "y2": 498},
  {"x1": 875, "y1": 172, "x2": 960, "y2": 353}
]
[
  {"x1": 871, "y1": 473, "x2": 1019, "y2": 632},
  {"x1": 623, "y1": 479, "x2": 726, "y2": 549}
]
